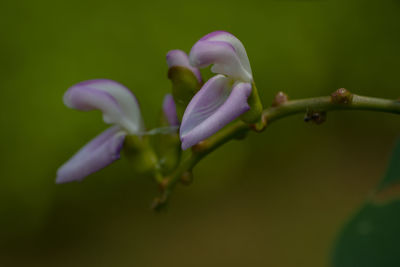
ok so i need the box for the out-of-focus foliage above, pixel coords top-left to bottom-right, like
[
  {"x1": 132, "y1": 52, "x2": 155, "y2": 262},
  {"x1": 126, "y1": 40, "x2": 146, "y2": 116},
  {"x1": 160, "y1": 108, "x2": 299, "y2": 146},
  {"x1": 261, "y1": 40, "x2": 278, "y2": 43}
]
[
  {"x1": 333, "y1": 201, "x2": 400, "y2": 267},
  {"x1": 377, "y1": 139, "x2": 400, "y2": 192},
  {"x1": 333, "y1": 140, "x2": 400, "y2": 267},
  {"x1": 0, "y1": 0, "x2": 400, "y2": 266}
]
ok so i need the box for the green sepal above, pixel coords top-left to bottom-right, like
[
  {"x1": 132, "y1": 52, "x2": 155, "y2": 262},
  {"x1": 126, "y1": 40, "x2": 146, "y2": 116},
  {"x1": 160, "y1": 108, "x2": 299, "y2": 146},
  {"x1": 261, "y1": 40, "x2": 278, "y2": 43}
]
[
  {"x1": 123, "y1": 135, "x2": 159, "y2": 174},
  {"x1": 155, "y1": 133, "x2": 181, "y2": 175},
  {"x1": 240, "y1": 81, "x2": 263, "y2": 124},
  {"x1": 154, "y1": 114, "x2": 182, "y2": 175},
  {"x1": 168, "y1": 66, "x2": 202, "y2": 119}
]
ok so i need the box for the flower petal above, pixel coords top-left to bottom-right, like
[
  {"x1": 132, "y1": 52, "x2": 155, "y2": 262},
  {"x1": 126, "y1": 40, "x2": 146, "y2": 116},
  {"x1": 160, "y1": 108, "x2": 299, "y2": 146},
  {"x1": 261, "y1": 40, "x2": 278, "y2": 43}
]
[
  {"x1": 162, "y1": 94, "x2": 180, "y2": 126},
  {"x1": 166, "y1": 50, "x2": 202, "y2": 83},
  {"x1": 189, "y1": 31, "x2": 252, "y2": 82},
  {"x1": 56, "y1": 126, "x2": 126, "y2": 184},
  {"x1": 63, "y1": 79, "x2": 143, "y2": 134},
  {"x1": 180, "y1": 75, "x2": 252, "y2": 150}
]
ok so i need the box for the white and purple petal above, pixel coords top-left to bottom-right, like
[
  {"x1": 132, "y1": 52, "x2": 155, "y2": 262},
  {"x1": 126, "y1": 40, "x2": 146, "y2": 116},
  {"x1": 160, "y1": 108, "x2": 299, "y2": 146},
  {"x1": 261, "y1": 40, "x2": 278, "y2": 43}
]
[
  {"x1": 63, "y1": 79, "x2": 143, "y2": 134},
  {"x1": 56, "y1": 126, "x2": 126, "y2": 184},
  {"x1": 162, "y1": 94, "x2": 179, "y2": 126},
  {"x1": 166, "y1": 50, "x2": 202, "y2": 83},
  {"x1": 180, "y1": 75, "x2": 252, "y2": 150},
  {"x1": 189, "y1": 31, "x2": 253, "y2": 82}
]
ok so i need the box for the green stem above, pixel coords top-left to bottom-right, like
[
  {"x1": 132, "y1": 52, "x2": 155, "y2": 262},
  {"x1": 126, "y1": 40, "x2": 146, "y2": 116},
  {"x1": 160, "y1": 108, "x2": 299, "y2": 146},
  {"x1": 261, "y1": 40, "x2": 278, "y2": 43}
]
[{"x1": 154, "y1": 93, "x2": 400, "y2": 209}]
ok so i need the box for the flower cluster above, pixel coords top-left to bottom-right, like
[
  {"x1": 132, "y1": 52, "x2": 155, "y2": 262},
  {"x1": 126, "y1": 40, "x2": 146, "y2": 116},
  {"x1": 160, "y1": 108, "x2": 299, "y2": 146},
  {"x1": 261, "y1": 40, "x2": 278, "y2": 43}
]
[{"x1": 57, "y1": 31, "x2": 261, "y2": 183}]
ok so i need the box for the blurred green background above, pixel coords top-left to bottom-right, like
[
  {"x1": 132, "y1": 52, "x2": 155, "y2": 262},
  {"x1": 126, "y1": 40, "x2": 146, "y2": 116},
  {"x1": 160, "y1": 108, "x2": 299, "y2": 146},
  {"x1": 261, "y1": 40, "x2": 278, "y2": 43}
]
[{"x1": 1, "y1": 0, "x2": 400, "y2": 266}]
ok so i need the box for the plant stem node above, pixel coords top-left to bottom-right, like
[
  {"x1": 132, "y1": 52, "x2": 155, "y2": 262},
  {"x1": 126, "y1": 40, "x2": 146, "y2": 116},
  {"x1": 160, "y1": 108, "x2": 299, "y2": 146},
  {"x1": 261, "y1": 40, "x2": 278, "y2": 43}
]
[
  {"x1": 180, "y1": 171, "x2": 193, "y2": 185},
  {"x1": 331, "y1": 88, "x2": 353, "y2": 104},
  {"x1": 272, "y1": 91, "x2": 289, "y2": 107}
]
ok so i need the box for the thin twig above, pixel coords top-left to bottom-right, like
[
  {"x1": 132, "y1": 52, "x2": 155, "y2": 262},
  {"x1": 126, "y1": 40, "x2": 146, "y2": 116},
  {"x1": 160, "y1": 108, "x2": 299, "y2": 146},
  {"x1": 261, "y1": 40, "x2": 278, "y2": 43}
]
[{"x1": 153, "y1": 91, "x2": 400, "y2": 210}]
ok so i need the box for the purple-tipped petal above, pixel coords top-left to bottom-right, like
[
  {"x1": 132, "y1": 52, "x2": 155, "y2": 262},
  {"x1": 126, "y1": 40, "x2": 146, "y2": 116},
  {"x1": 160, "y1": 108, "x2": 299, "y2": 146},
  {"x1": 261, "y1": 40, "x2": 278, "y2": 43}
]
[
  {"x1": 63, "y1": 79, "x2": 143, "y2": 134},
  {"x1": 189, "y1": 31, "x2": 253, "y2": 82},
  {"x1": 180, "y1": 75, "x2": 252, "y2": 150},
  {"x1": 166, "y1": 50, "x2": 202, "y2": 83},
  {"x1": 162, "y1": 94, "x2": 179, "y2": 126},
  {"x1": 200, "y1": 31, "x2": 252, "y2": 73},
  {"x1": 56, "y1": 126, "x2": 126, "y2": 184}
]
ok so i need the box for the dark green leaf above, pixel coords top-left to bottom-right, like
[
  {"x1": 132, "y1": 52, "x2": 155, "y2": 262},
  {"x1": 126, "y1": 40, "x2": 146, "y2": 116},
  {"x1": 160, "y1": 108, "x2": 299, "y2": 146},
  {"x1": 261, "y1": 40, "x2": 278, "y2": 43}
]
[
  {"x1": 332, "y1": 139, "x2": 400, "y2": 267},
  {"x1": 377, "y1": 139, "x2": 400, "y2": 192},
  {"x1": 332, "y1": 201, "x2": 400, "y2": 267}
]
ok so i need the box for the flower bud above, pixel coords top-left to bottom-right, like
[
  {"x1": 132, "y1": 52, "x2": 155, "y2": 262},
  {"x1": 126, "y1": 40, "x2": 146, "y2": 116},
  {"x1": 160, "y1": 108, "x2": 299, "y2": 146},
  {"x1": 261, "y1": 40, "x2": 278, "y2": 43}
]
[
  {"x1": 331, "y1": 88, "x2": 353, "y2": 104},
  {"x1": 272, "y1": 91, "x2": 289, "y2": 107},
  {"x1": 167, "y1": 50, "x2": 202, "y2": 119}
]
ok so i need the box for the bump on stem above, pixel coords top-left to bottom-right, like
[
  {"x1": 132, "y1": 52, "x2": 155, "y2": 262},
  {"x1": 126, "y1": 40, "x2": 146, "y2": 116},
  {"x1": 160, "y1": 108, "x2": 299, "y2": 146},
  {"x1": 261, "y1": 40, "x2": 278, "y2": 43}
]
[
  {"x1": 180, "y1": 171, "x2": 193, "y2": 185},
  {"x1": 331, "y1": 88, "x2": 353, "y2": 104},
  {"x1": 272, "y1": 91, "x2": 289, "y2": 107}
]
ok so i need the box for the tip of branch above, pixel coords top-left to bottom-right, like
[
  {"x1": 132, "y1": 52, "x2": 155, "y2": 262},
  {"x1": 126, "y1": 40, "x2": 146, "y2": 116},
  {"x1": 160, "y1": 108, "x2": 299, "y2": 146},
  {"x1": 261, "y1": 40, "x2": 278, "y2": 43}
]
[{"x1": 151, "y1": 191, "x2": 170, "y2": 211}]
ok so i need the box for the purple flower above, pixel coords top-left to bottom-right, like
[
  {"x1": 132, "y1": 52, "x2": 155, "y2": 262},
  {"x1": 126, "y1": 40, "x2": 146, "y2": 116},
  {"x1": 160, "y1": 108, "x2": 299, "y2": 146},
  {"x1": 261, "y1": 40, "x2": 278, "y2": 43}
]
[
  {"x1": 180, "y1": 31, "x2": 254, "y2": 150},
  {"x1": 180, "y1": 75, "x2": 251, "y2": 150},
  {"x1": 56, "y1": 79, "x2": 144, "y2": 184}
]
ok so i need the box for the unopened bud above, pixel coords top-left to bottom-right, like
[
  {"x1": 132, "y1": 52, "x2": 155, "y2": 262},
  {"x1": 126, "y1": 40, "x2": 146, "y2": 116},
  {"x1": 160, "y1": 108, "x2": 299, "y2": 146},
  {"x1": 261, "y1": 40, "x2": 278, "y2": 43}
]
[
  {"x1": 180, "y1": 171, "x2": 193, "y2": 186},
  {"x1": 331, "y1": 88, "x2": 353, "y2": 104},
  {"x1": 167, "y1": 50, "x2": 203, "y2": 119},
  {"x1": 272, "y1": 91, "x2": 289, "y2": 107}
]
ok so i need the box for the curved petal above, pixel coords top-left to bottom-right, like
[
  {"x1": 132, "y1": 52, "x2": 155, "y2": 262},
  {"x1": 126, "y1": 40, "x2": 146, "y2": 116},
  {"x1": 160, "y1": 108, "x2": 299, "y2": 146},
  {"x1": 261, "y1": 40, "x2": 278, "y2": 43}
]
[
  {"x1": 56, "y1": 126, "x2": 126, "y2": 184},
  {"x1": 166, "y1": 50, "x2": 202, "y2": 83},
  {"x1": 180, "y1": 75, "x2": 252, "y2": 150},
  {"x1": 162, "y1": 94, "x2": 180, "y2": 126},
  {"x1": 189, "y1": 31, "x2": 252, "y2": 82},
  {"x1": 201, "y1": 31, "x2": 252, "y2": 75},
  {"x1": 63, "y1": 79, "x2": 143, "y2": 134}
]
